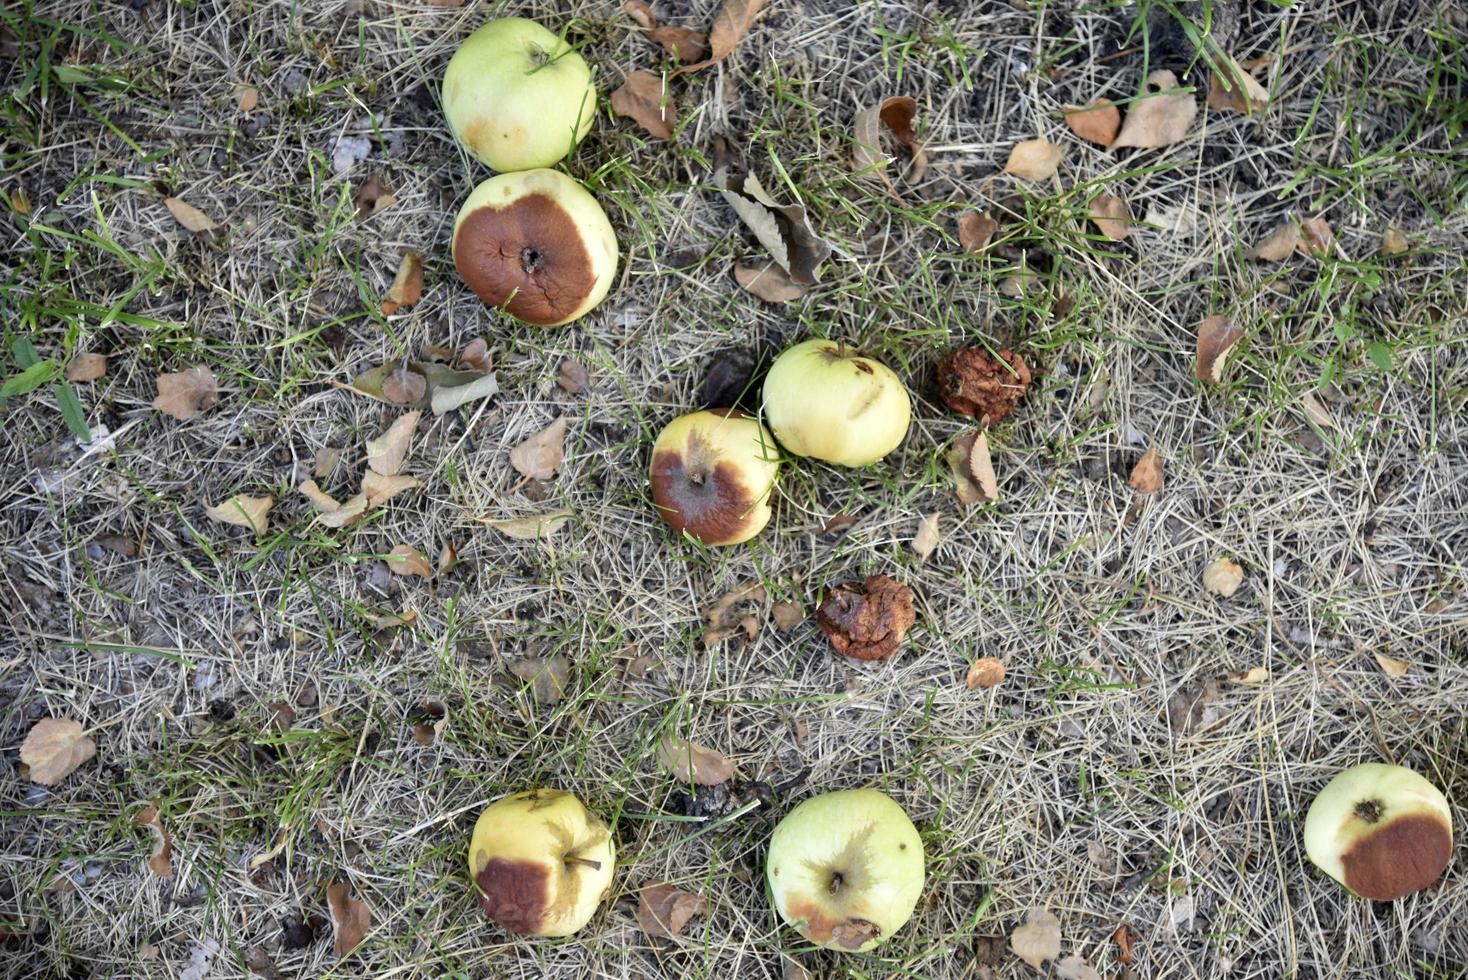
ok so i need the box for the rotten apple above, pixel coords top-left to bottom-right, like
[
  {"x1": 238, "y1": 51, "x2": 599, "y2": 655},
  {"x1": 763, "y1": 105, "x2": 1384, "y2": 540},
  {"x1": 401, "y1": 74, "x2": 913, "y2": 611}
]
[{"x1": 649, "y1": 409, "x2": 779, "y2": 546}]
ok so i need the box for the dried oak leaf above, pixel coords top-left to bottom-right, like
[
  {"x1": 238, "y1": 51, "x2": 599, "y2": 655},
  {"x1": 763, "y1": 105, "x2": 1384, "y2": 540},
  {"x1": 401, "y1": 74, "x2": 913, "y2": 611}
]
[
  {"x1": 624, "y1": 2, "x2": 708, "y2": 62},
  {"x1": 1088, "y1": 193, "x2": 1131, "y2": 240},
  {"x1": 671, "y1": 0, "x2": 769, "y2": 78},
  {"x1": 816, "y1": 574, "x2": 916, "y2": 661},
  {"x1": 718, "y1": 170, "x2": 831, "y2": 286},
  {"x1": 958, "y1": 212, "x2": 999, "y2": 254},
  {"x1": 1247, "y1": 221, "x2": 1299, "y2": 261},
  {"x1": 510, "y1": 417, "x2": 567, "y2": 481},
  {"x1": 478, "y1": 509, "x2": 573, "y2": 540},
  {"x1": 379, "y1": 251, "x2": 423, "y2": 315},
  {"x1": 966, "y1": 656, "x2": 1005, "y2": 689},
  {"x1": 510, "y1": 656, "x2": 571, "y2": 704},
  {"x1": 1128, "y1": 444, "x2": 1163, "y2": 495},
  {"x1": 365, "y1": 411, "x2": 419, "y2": 477},
  {"x1": 164, "y1": 197, "x2": 220, "y2": 235},
  {"x1": 135, "y1": 801, "x2": 174, "y2": 877},
  {"x1": 66, "y1": 353, "x2": 107, "y2": 382},
  {"x1": 658, "y1": 734, "x2": 735, "y2": 785},
  {"x1": 205, "y1": 495, "x2": 273, "y2": 534},
  {"x1": 852, "y1": 95, "x2": 928, "y2": 192},
  {"x1": 1004, "y1": 139, "x2": 1063, "y2": 181},
  {"x1": 734, "y1": 260, "x2": 805, "y2": 302},
  {"x1": 911, "y1": 512, "x2": 940, "y2": 560},
  {"x1": 326, "y1": 881, "x2": 371, "y2": 957},
  {"x1": 947, "y1": 430, "x2": 998, "y2": 505},
  {"x1": 353, "y1": 174, "x2": 395, "y2": 219},
  {"x1": 1009, "y1": 909, "x2": 1061, "y2": 970},
  {"x1": 20, "y1": 717, "x2": 96, "y2": 785},
  {"x1": 1112, "y1": 70, "x2": 1197, "y2": 150},
  {"x1": 1064, "y1": 99, "x2": 1120, "y2": 147},
  {"x1": 636, "y1": 881, "x2": 707, "y2": 938},
  {"x1": 386, "y1": 544, "x2": 432, "y2": 578},
  {"x1": 611, "y1": 70, "x2": 677, "y2": 140},
  {"x1": 558, "y1": 358, "x2": 589, "y2": 393},
  {"x1": 705, "y1": 581, "x2": 767, "y2": 647},
  {"x1": 154, "y1": 366, "x2": 218, "y2": 420},
  {"x1": 936, "y1": 348, "x2": 1032, "y2": 423},
  {"x1": 1206, "y1": 55, "x2": 1269, "y2": 114},
  {"x1": 1196, "y1": 315, "x2": 1244, "y2": 385},
  {"x1": 1203, "y1": 557, "x2": 1244, "y2": 597}
]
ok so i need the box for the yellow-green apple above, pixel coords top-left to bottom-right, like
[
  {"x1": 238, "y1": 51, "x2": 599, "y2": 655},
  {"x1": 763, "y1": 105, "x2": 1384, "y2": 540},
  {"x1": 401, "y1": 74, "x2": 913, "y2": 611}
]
[
  {"x1": 762, "y1": 338, "x2": 911, "y2": 466},
  {"x1": 452, "y1": 169, "x2": 618, "y2": 326},
  {"x1": 1303, "y1": 762, "x2": 1452, "y2": 900},
  {"x1": 467, "y1": 789, "x2": 615, "y2": 936},
  {"x1": 442, "y1": 17, "x2": 595, "y2": 172},
  {"x1": 766, "y1": 788, "x2": 924, "y2": 951},
  {"x1": 649, "y1": 409, "x2": 779, "y2": 546}
]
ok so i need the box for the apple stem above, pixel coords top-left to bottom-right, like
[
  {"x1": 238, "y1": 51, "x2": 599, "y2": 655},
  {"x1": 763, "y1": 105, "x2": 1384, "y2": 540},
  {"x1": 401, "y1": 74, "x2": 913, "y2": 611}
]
[
  {"x1": 565, "y1": 856, "x2": 602, "y2": 871},
  {"x1": 836, "y1": 338, "x2": 849, "y2": 359}
]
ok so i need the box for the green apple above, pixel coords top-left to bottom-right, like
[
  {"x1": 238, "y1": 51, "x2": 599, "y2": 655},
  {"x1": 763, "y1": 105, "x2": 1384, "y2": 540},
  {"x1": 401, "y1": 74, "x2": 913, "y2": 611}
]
[
  {"x1": 766, "y1": 788, "x2": 925, "y2": 952},
  {"x1": 442, "y1": 17, "x2": 596, "y2": 172},
  {"x1": 1303, "y1": 762, "x2": 1452, "y2": 900},
  {"x1": 762, "y1": 338, "x2": 911, "y2": 466},
  {"x1": 452, "y1": 168, "x2": 618, "y2": 326},
  {"x1": 649, "y1": 409, "x2": 779, "y2": 546},
  {"x1": 467, "y1": 788, "x2": 615, "y2": 936}
]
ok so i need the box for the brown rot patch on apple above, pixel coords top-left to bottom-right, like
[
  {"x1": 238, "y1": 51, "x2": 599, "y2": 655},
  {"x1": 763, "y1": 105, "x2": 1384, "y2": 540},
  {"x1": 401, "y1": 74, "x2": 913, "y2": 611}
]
[
  {"x1": 650, "y1": 424, "x2": 763, "y2": 545},
  {"x1": 817, "y1": 574, "x2": 916, "y2": 660},
  {"x1": 936, "y1": 347, "x2": 1032, "y2": 424},
  {"x1": 784, "y1": 898, "x2": 882, "y2": 949},
  {"x1": 454, "y1": 194, "x2": 596, "y2": 326},
  {"x1": 1341, "y1": 812, "x2": 1452, "y2": 900},
  {"x1": 474, "y1": 856, "x2": 553, "y2": 934}
]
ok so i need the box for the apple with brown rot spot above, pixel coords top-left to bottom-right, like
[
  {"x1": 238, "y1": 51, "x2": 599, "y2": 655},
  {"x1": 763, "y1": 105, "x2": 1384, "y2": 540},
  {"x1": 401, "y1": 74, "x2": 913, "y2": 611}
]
[{"x1": 649, "y1": 408, "x2": 779, "y2": 546}]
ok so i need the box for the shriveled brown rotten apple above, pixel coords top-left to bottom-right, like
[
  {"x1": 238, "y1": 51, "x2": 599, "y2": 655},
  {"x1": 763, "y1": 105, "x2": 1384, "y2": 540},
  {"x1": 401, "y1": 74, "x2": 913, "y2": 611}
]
[
  {"x1": 817, "y1": 575, "x2": 916, "y2": 660},
  {"x1": 935, "y1": 347, "x2": 1032, "y2": 423},
  {"x1": 649, "y1": 409, "x2": 779, "y2": 546},
  {"x1": 452, "y1": 169, "x2": 618, "y2": 326}
]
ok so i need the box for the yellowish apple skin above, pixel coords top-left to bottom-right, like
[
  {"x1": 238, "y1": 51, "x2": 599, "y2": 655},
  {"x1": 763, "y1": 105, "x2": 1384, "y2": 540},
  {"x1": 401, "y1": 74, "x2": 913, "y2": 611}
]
[
  {"x1": 467, "y1": 789, "x2": 615, "y2": 936},
  {"x1": 443, "y1": 18, "x2": 596, "y2": 172},
  {"x1": 451, "y1": 169, "x2": 619, "y2": 326},
  {"x1": 650, "y1": 409, "x2": 779, "y2": 546},
  {"x1": 1303, "y1": 762, "x2": 1453, "y2": 901},
  {"x1": 762, "y1": 338, "x2": 911, "y2": 466},
  {"x1": 766, "y1": 788, "x2": 925, "y2": 952}
]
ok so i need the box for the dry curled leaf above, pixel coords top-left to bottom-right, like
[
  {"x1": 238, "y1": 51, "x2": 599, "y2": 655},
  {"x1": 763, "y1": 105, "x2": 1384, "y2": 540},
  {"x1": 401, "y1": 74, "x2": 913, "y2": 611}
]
[
  {"x1": 379, "y1": 251, "x2": 423, "y2": 315},
  {"x1": 1088, "y1": 193, "x2": 1131, "y2": 240},
  {"x1": 164, "y1": 197, "x2": 220, "y2": 234},
  {"x1": 966, "y1": 656, "x2": 1005, "y2": 689},
  {"x1": 205, "y1": 495, "x2": 273, "y2": 534},
  {"x1": 510, "y1": 656, "x2": 571, "y2": 704},
  {"x1": 658, "y1": 734, "x2": 735, "y2": 786},
  {"x1": 1112, "y1": 70, "x2": 1197, "y2": 150},
  {"x1": 705, "y1": 582, "x2": 767, "y2": 647},
  {"x1": 936, "y1": 348, "x2": 1031, "y2": 423},
  {"x1": 365, "y1": 411, "x2": 420, "y2": 477},
  {"x1": 611, "y1": 70, "x2": 677, "y2": 139},
  {"x1": 958, "y1": 212, "x2": 999, "y2": 253},
  {"x1": 671, "y1": 0, "x2": 769, "y2": 77},
  {"x1": 304, "y1": 463, "x2": 339, "y2": 502},
  {"x1": 1373, "y1": 652, "x2": 1409, "y2": 678},
  {"x1": 718, "y1": 170, "x2": 830, "y2": 286},
  {"x1": 135, "y1": 801, "x2": 174, "y2": 877},
  {"x1": 1203, "y1": 557, "x2": 1244, "y2": 597},
  {"x1": 771, "y1": 601, "x2": 802, "y2": 632},
  {"x1": 1128, "y1": 444, "x2": 1163, "y2": 495},
  {"x1": 816, "y1": 574, "x2": 916, "y2": 661},
  {"x1": 1064, "y1": 99, "x2": 1120, "y2": 147},
  {"x1": 1226, "y1": 666, "x2": 1270, "y2": 684},
  {"x1": 386, "y1": 544, "x2": 432, "y2": 579},
  {"x1": 1299, "y1": 215, "x2": 1334, "y2": 257},
  {"x1": 479, "y1": 509, "x2": 573, "y2": 540},
  {"x1": 153, "y1": 366, "x2": 218, "y2": 420},
  {"x1": 637, "y1": 881, "x2": 707, "y2": 938},
  {"x1": 1247, "y1": 221, "x2": 1299, "y2": 261},
  {"x1": 947, "y1": 430, "x2": 999, "y2": 505},
  {"x1": 1196, "y1": 315, "x2": 1244, "y2": 385},
  {"x1": 1206, "y1": 55, "x2": 1269, "y2": 114},
  {"x1": 20, "y1": 717, "x2": 96, "y2": 785},
  {"x1": 361, "y1": 471, "x2": 420, "y2": 508},
  {"x1": 65, "y1": 353, "x2": 107, "y2": 382},
  {"x1": 326, "y1": 881, "x2": 370, "y2": 957},
  {"x1": 557, "y1": 358, "x2": 589, "y2": 394},
  {"x1": 437, "y1": 539, "x2": 458, "y2": 576},
  {"x1": 510, "y1": 417, "x2": 567, "y2": 481},
  {"x1": 237, "y1": 87, "x2": 259, "y2": 113},
  {"x1": 624, "y1": 1, "x2": 708, "y2": 61},
  {"x1": 457, "y1": 338, "x2": 491, "y2": 374},
  {"x1": 852, "y1": 95, "x2": 928, "y2": 192},
  {"x1": 1055, "y1": 955, "x2": 1103, "y2": 980},
  {"x1": 353, "y1": 174, "x2": 395, "y2": 219},
  {"x1": 734, "y1": 260, "x2": 805, "y2": 302},
  {"x1": 1300, "y1": 390, "x2": 1335, "y2": 430},
  {"x1": 1010, "y1": 909, "x2": 1061, "y2": 970},
  {"x1": 1004, "y1": 138, "x2": 1063, "y2": 181},
  {"x1": 911, "y1": 513, "x2": 940, "y2": 560}
]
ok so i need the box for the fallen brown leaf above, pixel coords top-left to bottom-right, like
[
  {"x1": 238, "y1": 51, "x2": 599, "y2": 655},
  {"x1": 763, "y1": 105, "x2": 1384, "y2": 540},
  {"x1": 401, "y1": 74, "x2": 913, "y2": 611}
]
[
  {"x1": 1064, "y1": 99, "x2": 1121, "y2": 147},
  {"x1": 361, "y1": 471, "x2": 420, "y2": 508},
  {"x1": 1299, "y1": 215, "x2": 1334, "y2": 257},
  {"x1": 314, "y1": 447, "x2": 342, "y2": 478},
  {"x1": 658, "y1": 734, "x2": 735, "y2": 785},
  {"x1": 153, "y1": 366, "x2": 219, "y2": 420},
  {"x1": 1247, "y1": 221, "x2": 1299, "y2": 261},
  {"x1": 771, "y1": 601, "x2": 802, "y2": 632},
  {"x1": 1300, "y1": 390, "x2": 1335, "y2": 430},
  {"x1": 243, "y1": 947, "x2": 283, "y2": 980},
  {"x1": 365, "y1": 411, "x2": 420, "y2": 477},
  {"x1": 958, "y1": 212, "x2": 999, "y2": 253},
  {"x1": 947, "y1": 430, "x2": 998, "y2": 506},
  {"x1": 734, "y1": 260, "x2": 805, "y2": 302},
  {"x1": 1010, "y1": 909, "x2": 1061, "y2": 970},
  {"x1": 386, "y1": 544, "x2": 433, "y2": 579},
  {"x1": 1113, "y1": 923, "x2": 1137, "y2": 965},
  {"x1": 1374, "y1": 652, "x2": 1409, "y2": 678},
  {"x1": 205, "y1": 494, "x2": 273, "y2": 534},
  {"x1": 164, "y1": 197, "x2": 220, "y2": 234},
  {"x1": 96, "y1": 534, "x2": 139, "y2": 557},
  {"x1": 637, "y1": 881, "x2": 707, "y2": 938},
  {"x1": 718, "y1": 170, "x2": 831, "y2": 286},
  {"x1": 354, "y1": 174, "x2": 395, "y2": 219},
  {"x1": 625, "y1": 1, "x2": 709, "y2": 61},
  {"x1": 911, "y1": 512, "x2": 940, "y2": 560},
  {"x1": 509, "y1": 656, "x2": 572, "y2": 704},
  {"x1": 1128, "y1": 444, "x2": 1163, "y2": 495},
  {"x1": 1196, "y1": 315, "x2": 1244, "y2": 385},
  {"x1": 1088, "y1": 193, "x2": 1131, "y2": 240},
  {"x1": 1004, "y1": 138, "x2": 1063, "y2": 181},
  {"x1": 611, "y1": 70, "x2": 677, "y2": 139},
  {"x1": 1226, "y1": 666, "x2": 1270, "y2": 684},
  {"x1": 379, "y1": 251, "x2": 423, "y2": 315},
  {"x1": 966, "y1": 656, "x2": 1005, "y2": 689},
  {"x1": 458, "y1": 338, "x2": 492, "y2": 374},
  {"x1": 20, "y1": 717, "x2": 96, "y2": 785},
  {"x1": 705, "y1": 581, "x2": 767, "y2": 647},
  {"x1": 1112, "y1": 70, "x2": 1197, "y2": 150},
  {"x1": 1380, "y1": 226, "x2": 1409, "y2": 256},
  {"x1": 326, "y1": 881, "x2": 370, "y2": 957},
  {"x1": 671, "y1": 0, "x2": 769, "y2": 78},
  {"x1": 437, "y1": 539, "x2": 458, "y2": 576},
  {"x1": 479, "y1": 509, "x2": 573, "y2": 540},
  {"x1": 558, "y1": 358, "x2": 590, "y2": 393},
  {"x1": 851, "y1": 95, "x2": 928, "y2": 193},
  {"x1": 510, "y1": 417, "x2": 567, "y2": 481},
  {"x1": 135, "y1": 801, "x2": 174, "y2": 877},
  {"x1": 383, "y1": 366, "x2": 428, "y2": 404},
  {"x1": 237, "y1": 87, "x2": 259, "y2": 113},
  {"x1": 1056, "y1": 955, "x2": 1103, "y2": 980},
  {"x1": 1206, "y1": 55, "x2": 1269, "y2": 114},
  {"x1": 1203, "y1": 557, "x2": 1244, "y2": 597},
  {"x1": 65, "y1": 353, "x2": 107, "y2": 382}
]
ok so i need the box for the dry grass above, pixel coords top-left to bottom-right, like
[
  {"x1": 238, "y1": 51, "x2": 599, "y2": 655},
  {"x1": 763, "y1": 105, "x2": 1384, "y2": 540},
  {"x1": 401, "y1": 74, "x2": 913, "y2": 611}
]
[{"x1": 2, "y1": 0, "x2": 1466, "y2": 977}]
